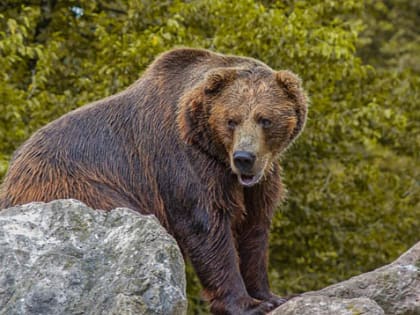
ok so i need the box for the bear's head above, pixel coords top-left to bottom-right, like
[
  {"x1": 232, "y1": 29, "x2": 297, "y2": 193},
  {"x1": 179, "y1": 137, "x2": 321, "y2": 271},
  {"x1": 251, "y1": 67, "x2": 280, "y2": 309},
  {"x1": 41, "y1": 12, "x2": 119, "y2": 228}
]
[{"x1": 177, "y1": 65, "x2": 308, "y2": 187}]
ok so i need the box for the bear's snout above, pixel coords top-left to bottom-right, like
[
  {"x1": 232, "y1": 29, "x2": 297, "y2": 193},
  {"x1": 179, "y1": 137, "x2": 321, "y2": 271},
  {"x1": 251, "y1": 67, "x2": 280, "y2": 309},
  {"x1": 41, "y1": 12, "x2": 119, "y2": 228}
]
[
  {"x1": 231, "y1": 150, "x2": 265, "y2": 187},
  {"x1": 233, "y1": 151, "x2": 256, "y2": 174}
]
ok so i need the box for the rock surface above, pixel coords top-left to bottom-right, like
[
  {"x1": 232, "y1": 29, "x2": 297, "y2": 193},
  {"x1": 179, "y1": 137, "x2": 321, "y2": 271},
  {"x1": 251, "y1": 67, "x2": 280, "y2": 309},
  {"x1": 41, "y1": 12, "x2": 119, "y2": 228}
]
[
  {"x1": 1, "y1": 199, "x2": 418, "y2": 315},
  {"x1": 0, "y1": 199, "x2": 187, "y2": 315},
  {"x1": 314, "y1": 241, "x2": 420, "y2": 315},
  {"x1": 271, "y1": 295, "x2": 384, "y2": 315},
  {"x1": 273, "y1": 241, "x2": 420, "y2": 315}
]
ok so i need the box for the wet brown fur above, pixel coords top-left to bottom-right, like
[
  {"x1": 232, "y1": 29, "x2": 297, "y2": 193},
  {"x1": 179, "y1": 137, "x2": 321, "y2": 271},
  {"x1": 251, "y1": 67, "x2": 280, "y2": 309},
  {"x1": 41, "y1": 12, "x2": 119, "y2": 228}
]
[{"x1": 0, "y1": 48, "x2": 307, "y2": 315}]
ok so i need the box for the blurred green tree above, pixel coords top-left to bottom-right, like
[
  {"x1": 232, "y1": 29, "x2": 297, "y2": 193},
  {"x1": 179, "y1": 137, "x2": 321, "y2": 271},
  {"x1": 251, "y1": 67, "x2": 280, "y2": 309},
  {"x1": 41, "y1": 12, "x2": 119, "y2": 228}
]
[{"x1": 0, "y1": 1, "x2": 418, "y2": 313}]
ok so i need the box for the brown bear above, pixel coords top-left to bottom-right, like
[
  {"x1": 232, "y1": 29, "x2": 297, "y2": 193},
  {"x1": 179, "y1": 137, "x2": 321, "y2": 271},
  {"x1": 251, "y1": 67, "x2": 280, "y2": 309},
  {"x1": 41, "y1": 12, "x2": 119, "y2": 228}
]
[{"x1": 0, "y1": 48, "x2": 307, "y2": 314}]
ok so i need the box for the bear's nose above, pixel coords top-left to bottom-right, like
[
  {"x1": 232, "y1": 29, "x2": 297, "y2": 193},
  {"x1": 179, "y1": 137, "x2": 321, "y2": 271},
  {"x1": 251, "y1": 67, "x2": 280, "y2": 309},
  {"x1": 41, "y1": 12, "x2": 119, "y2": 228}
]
[{"x1": 233, "y1": 151, "x2": 256, "y2": 173}]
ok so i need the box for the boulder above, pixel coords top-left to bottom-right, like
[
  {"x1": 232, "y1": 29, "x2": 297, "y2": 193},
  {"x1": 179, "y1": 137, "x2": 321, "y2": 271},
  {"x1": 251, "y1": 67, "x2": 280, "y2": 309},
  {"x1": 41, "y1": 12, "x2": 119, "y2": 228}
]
[
  {"x1": 0, "y1": 199, "x2": 187, "y2": 315},
  {"x1": 1, "y1": 199, "x2": 418, "y2": 315},
  {"x1": 313, "y1": 241, "x2": 420, "y2": 315},
  {"x1": 271, "y1": 295, "x2": 384, "y2": 315},
  {"x1": 273, "y1": 241, "x2": 420, "y2": 315}
]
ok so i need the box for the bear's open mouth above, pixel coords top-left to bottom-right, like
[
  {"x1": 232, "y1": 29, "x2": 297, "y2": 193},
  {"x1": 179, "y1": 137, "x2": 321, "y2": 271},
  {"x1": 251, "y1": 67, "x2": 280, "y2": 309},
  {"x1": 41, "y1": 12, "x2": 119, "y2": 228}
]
[{"x1": 238, "y1": 173, "x2": 262, "y2": 187}]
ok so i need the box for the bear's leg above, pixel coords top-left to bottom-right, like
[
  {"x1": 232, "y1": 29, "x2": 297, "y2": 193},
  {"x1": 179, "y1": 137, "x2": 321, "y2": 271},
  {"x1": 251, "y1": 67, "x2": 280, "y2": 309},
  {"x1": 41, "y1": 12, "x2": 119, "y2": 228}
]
[
  {"x1": 238, "y1": 179, "x2": 288, "y2": 308},
  {"x1": 174, "y1": 210, "x2": 276, "y2": 314},
  {"x1": 237, "y1": 223, "x2": 287, "y2": 308}
]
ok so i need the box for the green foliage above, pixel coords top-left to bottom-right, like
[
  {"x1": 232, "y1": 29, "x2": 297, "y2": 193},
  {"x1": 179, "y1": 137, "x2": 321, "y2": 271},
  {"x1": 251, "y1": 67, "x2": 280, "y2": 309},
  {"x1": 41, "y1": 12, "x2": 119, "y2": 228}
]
[{"x1": 1, "y1": 1, "x2": 418, "y2": 314}]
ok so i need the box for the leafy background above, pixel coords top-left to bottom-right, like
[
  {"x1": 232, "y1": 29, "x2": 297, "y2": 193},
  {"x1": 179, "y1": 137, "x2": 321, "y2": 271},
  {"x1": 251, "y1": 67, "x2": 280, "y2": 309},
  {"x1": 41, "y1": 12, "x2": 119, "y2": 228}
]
[{"x1": 1, "y1": 1, "x2": 418, "y2": 313}]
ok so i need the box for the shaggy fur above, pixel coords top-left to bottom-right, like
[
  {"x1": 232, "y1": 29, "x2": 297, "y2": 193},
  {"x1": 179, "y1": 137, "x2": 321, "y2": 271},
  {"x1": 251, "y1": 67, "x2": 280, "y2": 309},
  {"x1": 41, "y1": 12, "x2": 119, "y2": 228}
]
[{"x1": 0, "y1": 48, "x2": 307, "y2": 315}]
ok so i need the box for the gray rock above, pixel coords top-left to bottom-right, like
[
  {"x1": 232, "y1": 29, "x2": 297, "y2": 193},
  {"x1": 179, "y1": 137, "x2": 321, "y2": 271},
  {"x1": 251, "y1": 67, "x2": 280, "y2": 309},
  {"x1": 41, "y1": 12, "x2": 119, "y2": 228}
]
[
  {"x1": 272, "y1": 241, "x2": 420, "y2": 315},
  {"x1": 271, "y1": 295, "x2": 384, "y2": 315},
  {"x1": 0, "y1": 199, "x2": 187, "y2": 315},
  {"x1": 313, "y1": 241, "x2": 420, "y2": 315}
]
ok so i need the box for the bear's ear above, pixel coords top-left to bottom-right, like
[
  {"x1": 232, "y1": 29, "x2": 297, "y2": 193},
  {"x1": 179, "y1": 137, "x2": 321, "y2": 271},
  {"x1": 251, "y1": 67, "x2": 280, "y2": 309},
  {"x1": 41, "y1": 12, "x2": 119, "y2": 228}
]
[
  {"x1": 203, "y1": 68, "x2": 237, "y2": 95},
  {"x1": 177, "y1": 68, "x2": 237, "y2": 146},
  {"x1": 276, "y1": 70, "x2": 308, "y2": 142},
  {"x1": 276, "y1": 70, "x2": 303, "y2": 100}
]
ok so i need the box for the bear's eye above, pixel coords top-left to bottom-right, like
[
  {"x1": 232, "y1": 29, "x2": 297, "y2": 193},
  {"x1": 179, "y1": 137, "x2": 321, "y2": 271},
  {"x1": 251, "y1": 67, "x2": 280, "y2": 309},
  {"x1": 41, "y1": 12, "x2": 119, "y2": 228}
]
[
  {"x1": 227, "y1": 119, "x2": 237, "y2": 130},
  {"x1": 259, "y1": 118, "x2": 272, "y2": 129}
]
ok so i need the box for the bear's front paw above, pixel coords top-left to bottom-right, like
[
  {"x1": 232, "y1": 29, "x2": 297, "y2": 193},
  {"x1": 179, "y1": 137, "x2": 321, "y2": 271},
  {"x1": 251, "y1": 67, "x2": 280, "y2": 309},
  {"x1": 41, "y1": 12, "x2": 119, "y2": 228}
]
[
  {"x1": 245, "y1": 300, "x2": 276, "y2": 315},
  {"x1": 211, "y1": 295, "x2": 276, "y2": 315},
  {"x1": 265, "y1": 293, "x2": 288, "y2": 308},
  {"x1": 249, "y1": 291, "x2": 290, "y2": 308}
]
